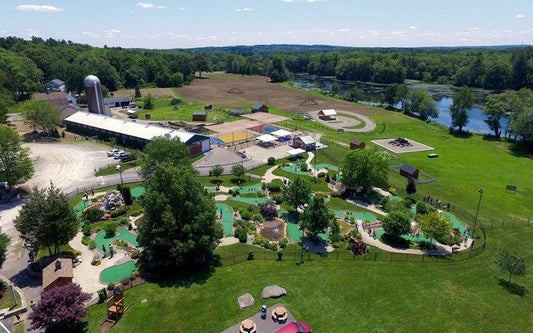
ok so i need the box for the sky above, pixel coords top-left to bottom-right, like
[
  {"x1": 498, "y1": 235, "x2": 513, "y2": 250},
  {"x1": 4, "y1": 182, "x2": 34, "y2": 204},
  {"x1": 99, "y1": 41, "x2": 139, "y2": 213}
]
[{"x1": 1, "y1": 1, "x2": 533, "y2": 49}]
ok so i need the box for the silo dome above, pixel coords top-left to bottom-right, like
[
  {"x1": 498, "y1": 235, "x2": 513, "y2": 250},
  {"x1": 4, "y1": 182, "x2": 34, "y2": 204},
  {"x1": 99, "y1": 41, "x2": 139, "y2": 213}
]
[{"x1": 83, "y1": 75, "x2": 100, "y2": 85}]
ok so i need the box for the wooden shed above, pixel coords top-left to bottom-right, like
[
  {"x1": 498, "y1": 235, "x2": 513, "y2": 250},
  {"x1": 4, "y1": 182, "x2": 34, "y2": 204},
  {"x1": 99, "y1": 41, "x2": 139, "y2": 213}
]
[
  {"x1": 42, "y1": 258, "x2": 73, "y2": 292},
  {"x1": 251, "y1": 103, "x2": 269, "y2": 113},
  {"x1": 292, "y1": 135, "x2": 316, "y2": 151},
  {"x1": 318, "y1": 109, "x2": 337, "y2": 120},
  {"x1": 350, "y1": 139, "x2": 365, "y2": 149},
  {"x1": 192, "y1": 111, "x2": 207, "y2": 121},
  {"x1": 399, "y1": 164, "x2": 419, "y2": 180}
]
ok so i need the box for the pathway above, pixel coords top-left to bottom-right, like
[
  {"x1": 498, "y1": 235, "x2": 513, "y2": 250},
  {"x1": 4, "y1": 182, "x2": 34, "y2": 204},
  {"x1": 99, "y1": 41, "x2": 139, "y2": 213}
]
[
  {"x1": 345, "y1": 199, "x2": 387, "y2": 216},
  {"x1": 263, "y1": 166, "x2": 289, "y2": 183}
]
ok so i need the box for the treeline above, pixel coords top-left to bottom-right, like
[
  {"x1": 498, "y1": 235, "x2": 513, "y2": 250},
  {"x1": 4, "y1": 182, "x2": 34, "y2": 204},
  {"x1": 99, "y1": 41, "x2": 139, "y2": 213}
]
[{"x1": 222, "y1": 47, "x2": 533, "y2": 90}]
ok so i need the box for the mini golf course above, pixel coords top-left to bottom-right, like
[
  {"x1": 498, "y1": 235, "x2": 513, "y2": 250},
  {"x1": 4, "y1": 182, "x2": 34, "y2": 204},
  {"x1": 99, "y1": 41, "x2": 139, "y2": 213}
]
[
  {"x1": 233, "y1": 183, "x2": 262, "y2": 192},
  {"x1": 100, "y1": 260, "x2": 136, "y2": 284},
  {"x1": 95, "y1": 228, "x2": 138, "y2": 251},
  {"x1": 314, "y1": 163, "x2": 339, "y2": 171},
  {"x1": 335, "y1": 210, "x2": 377, "y2": 222},
  {"x1": 216, "y1": 203, "x2": 234, "y2": 237},
  {"x1": 229, "y1": 196, "x2": 273, "y2": 205},
  {"x1": 131, "y1": 186, "x2": 146, "y2": 198},
  {"x1": 281, "y1": 164, "x2": 314, "y2": 176},
  {"x1": 280, "y1": 211, "x2": 328, "y2": 242}
]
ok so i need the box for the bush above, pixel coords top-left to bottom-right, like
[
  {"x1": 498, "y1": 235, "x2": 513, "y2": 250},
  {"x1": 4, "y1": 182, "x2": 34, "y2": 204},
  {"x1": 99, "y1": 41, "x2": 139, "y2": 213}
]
[
  {"x1": 267, "y1": 243, "x2": 278, "y2": 251},
  {"x1": 121, "y1": 279, "x2": 130, "y2": 287},
  {"x1": 130, "y1": 249, "x2": 140, "y2": 259},
  {"x1": 232, "y1": 190, "x2": 239, "y2": 197},
  {"x1": 81, "y1": 235, "x2": 90, "y2": 246},
  {"x1": 416, "y1": 202, "x2": 429, "y2": 215},
  {"x1": 300, "y1": 163, "x2": 309, "y2": 172},
  {"x1": 234, "y1": 228, "x2": 247, "y2": 243},
  {"x1": 170, "y1": 98, "x2": 183, "y2": 105},
  {"x1": 110, "y1": 206, "x2": 127, "y2": 218},
  {"x1": 331, "y1": 191, "x2": 342, "y2": 198},
  {"x1": 266, "y1": 182, "x2": 282, "y2": 192},
  {"x1": 129, "y1": 210, "x2": 143, "y2": 217},
  {"x1": 81, "y1": 208, "x2": 104, "y2": 223},
  {"x1": 272, "y1": 195, "x2": 284, "y2": 204},
  {"x1": 325, "y1": 173, "x2": 330, "y2": 183},
  {"x1": 107, "y1": 282, "x2": 115, "y2": 291},
  {"x1": 259, "y1": 202, "x2": 278, "y2": 220},
  {"x1": 279, "y1": 238, "x2": 288, "y2": 249},
  {"x1": 317, "y1": 172, "x2": 326, "y2": 178},
  {"x1": 104, "y1": 221, "x2": 117, "y2": 237},
  {"x1": 228, "y1": 189, "x2": 233, "y2": 194},
  {"x1": 115, "y1": 239, "x2": 128, "y2": 248},
  {"x1": 267, "y1": 157, "x2": 276, "y2": 165},
  {"x1": 97, "y1": 288, "x2": 107, "y2": 303},
  {"x1": 256, "y1": 191, "x2": 265, "y2": 198},
  {"x1": 251, "y1": 214, "x2": 263, "y2": 222},
  {"x1": 240, "y1": 210, "x2": 252, "y2": 221},
  {"x1": 88, "y1": 239, "x2": 96, "y2": 250},
  {"x1": 120, "y1": 186, "x2": 133, "y2": 206},
  {"x1": 117, "y1": 217, "x2": 129, "y2": 226},
  {"x1": 0, "y1": 280, "x2": 8, "y2": 293},
  {"x1": 437, "y1": 233, "x2": 463, "y2": 246},
  {"x1": 277, "y1": 251, "x2": 283, "y2": 261},
  {"x1": 388, "y1": 187, "x2": 397, "y2": 195},
  {"x1": 247, "y1": 251, "x2": 254, "y2": 260},
  {"x1": 82, "y1": 223, "x2": 91, "y2": 236}
]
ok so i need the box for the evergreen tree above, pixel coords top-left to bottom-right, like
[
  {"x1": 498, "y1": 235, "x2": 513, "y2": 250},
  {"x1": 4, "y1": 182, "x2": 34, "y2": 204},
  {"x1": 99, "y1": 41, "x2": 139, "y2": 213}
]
[{"x1": 406, "y1": 177, "x2": 417, "y2": 196}]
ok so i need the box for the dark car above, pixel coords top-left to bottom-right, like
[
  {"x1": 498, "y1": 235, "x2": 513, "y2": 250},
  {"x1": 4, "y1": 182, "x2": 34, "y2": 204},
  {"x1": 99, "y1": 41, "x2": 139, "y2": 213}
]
[{"x1": 276, "y1": 321, "x2": 312, "y2": 333}]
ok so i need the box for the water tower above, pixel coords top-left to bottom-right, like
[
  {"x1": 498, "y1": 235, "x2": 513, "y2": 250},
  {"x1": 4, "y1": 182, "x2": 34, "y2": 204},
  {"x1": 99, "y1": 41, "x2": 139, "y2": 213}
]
[{"x1": 84, "y1": 75, "x2": 105, "y2": 115}]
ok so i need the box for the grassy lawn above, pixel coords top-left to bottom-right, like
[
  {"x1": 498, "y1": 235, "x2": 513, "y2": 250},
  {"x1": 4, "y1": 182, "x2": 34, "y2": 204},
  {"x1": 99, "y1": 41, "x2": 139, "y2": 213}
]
[
  {"x1": 35, "y1": 244, "x2": 81, "y2": 261},
  {"x1": 197, "y1": 175, "x2": 258, "y2": 188},
  {"x1": 272, "y1": 167, "x2": 332, "y2": 193},
  {"x1": 0, "y1": 287, "x2": 21, "y2": 310},
  {"x1": 95, "y1": 161, "x2": 139, "y2": 177},
  {"x1": 69, "y1": 182, "x2": 144, "y2": 207},
  {"x1": 85, "y1": 225, "x2": 533, "y2": 332}
]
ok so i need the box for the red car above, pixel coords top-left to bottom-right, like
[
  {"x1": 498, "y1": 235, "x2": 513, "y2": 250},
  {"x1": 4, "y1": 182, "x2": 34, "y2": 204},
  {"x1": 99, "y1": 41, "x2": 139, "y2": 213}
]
[{"x1": 276, "y1": 321, "x2": 312, "y2": 333}]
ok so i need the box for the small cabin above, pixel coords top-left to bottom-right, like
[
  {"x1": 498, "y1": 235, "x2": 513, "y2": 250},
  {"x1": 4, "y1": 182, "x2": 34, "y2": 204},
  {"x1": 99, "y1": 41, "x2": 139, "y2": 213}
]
[
  {"x1": 350, "y1": 139, "x2": 365, "y2": 149},
  {"x1": 42, "y1": 259, "x2": 73, "y2": 292},
  {"x1": 292, "y1": 135, "x2": 316, "y2": 151},
  {"x1": 251, "y1": 103, "x2": 269, "y2": 113},
  {"x1": 318, "y1": 109, "x2": 337, "y2": 120},
  {"x1": 399, "y1": 164, "x2": 419, "y2": 180},
  {"x1": 204, "y1": 104, "x2": 213, "y2": 110},
  {"x1": 192, "y1": 111, "x2": 207, "y2": 121}
]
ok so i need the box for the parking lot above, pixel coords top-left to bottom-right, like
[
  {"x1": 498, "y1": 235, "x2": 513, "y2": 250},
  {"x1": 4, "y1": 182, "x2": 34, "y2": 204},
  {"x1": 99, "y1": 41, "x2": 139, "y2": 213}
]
[{"x1": 239, "y1": 143, "x2": 294, "y2": 163}]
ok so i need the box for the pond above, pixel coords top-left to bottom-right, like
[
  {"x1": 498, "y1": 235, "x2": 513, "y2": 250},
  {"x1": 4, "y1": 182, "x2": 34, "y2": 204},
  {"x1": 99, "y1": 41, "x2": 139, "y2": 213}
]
[{"x1": 290, "y1": 74, "x2": 508, "y2": 134}]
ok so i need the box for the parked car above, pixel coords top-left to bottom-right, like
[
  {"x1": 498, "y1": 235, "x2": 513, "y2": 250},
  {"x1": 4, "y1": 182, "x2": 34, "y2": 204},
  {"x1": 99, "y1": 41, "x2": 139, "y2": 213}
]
[
  {"x1": 107, "y1": 149, "x2": 119, "y2": 157},
  {"x1": 119, "y1": 151, "x2": 130, "y2": 158},
  {"x1": 276, "y1": 321, "x2": 312, "y2": 333},
  {"x1": 120, "y1": 155, "x2": 137, "y2": 163},
  {"x1": 113, "y1": 150, "x2": 126, "y2": 159}
]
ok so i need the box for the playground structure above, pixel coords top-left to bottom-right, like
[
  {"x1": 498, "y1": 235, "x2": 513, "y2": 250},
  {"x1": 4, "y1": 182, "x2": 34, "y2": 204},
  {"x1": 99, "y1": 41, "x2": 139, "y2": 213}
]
[
  {"x1": 106, "y1": 288, "x2": 125, "y2": 324},
  {"x1": 349, "y1": 237, "x2": 368, "y2": 255}
]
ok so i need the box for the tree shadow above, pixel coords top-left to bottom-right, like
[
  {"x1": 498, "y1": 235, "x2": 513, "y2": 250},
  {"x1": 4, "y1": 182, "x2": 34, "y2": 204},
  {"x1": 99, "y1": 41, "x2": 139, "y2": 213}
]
[
  {"x1": 448, "y1": 128, "x2": 473, "y2": 138},
  {"x1": 380, "y1": 233, "x2": 411, "y2": 249},
  {"x1": 509, "y1": 142, "x2": 533, "y2": 158},
  {"x1": 147, "y1": 264, "x2": 215, "y2": 290},
  {"x1": 498, "y1": 278, "x2": 528, "y2": 296},
  {"x1": 9, "y1": 267, "x2": 41, "y2": 288}
]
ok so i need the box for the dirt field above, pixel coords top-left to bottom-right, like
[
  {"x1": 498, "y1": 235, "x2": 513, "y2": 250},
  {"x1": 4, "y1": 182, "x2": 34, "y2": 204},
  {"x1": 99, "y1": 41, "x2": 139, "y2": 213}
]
[
  {"x1": 114, "y1": 88, "x2": 176, "y2": 99},
  {"x1": 178, "y1": 74, "x2": 381, "y2": 115},
  {"x1": 242, "y1": 112, "x2": 289, "y2": 123}
]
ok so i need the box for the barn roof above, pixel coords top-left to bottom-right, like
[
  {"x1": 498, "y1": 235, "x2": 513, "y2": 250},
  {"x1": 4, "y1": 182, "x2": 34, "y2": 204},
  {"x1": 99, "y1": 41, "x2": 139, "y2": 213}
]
[
  {"x1": 400, "y1": 164, "x2": 419, "y2": 174},
  {"x1": 42, "y1": 259, "x2": 73, "y2": 290},
  {"x1": 297, "y1": 135, "x2": 316, "y2": 145},
  {"x1": 320, "y1": 109, "x2": 337, "y2": 116},
  {"x1": 252, "y1": 103, "x2": 265, "y2": 109}
]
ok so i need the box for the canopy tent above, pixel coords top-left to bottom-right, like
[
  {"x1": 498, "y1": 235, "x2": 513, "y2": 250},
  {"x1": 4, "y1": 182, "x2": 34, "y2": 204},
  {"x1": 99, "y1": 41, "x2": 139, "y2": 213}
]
[
  {"x1": 271, "y1": 129, "x2": 292, "y2": 138},
  {"x1": 320, "y1": 109, "x2": 337, "y2": 116},
  {"x1": 287, "y1": 148, "x2": 306, "y2": 156},
  {"x1": 256, "y1": 134, "x2": 277, "y2": 143}
]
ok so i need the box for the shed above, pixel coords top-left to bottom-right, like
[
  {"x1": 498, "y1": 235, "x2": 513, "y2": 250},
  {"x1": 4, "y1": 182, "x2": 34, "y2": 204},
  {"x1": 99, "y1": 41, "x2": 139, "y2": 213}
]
[
  {"x1": 42, "y1": 258, "x2": 73, "y2": 292},
  {"x1": 229, "y1": 108, "x2": 247, "y2": 116},
  {"x1": 48, "y1": 79, "x2": 65, "y2": 91},
  {"x1": 318, "y1": 109, "x2": 337, "y2": 120},
  {"x1": 350, "y1": 139, "x2": 365, "y2": 149},
  {"x1": 399, "y1": 164, "x2": 419, "y2": 180},
  {"x1": 103, "y1": 96, "x2": 131, "y2": 108},
  {"x1": 192, "y1": 111, "x2": 207, "y2": 121},
  {"x1": 292, "y1": 135, "x2": 316, "y2": 151},
  {"x1": 251, "y1": 103, "x2": 269, "y2": 113}
]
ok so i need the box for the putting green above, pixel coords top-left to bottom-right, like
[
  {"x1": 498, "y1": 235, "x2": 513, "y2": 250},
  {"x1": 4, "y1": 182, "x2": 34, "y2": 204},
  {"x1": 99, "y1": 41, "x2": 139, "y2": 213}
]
[
  {"x1": 233, "y1": 183, "x2": 262, "y2": 192},
  {"x1": 335, "y1": 210, "x2": 377, "y2": 222},
  {"x1": 216, "y1": 203, "x2": 234, "y2": 237},
  {"x1": 95, "y1": 228, "x2": 138, "y2": 252},
  {"x1": 73, "y1": 200, "x2": 89, "y2": 216},
  {"x1": 314, "y1": 163, "x2": 339, "y2": 171},
  {"x1": 229, "y1": 197, "x2": 273, "y2": 205},
  {"x1": 280, "y1": 211, "x2": 328, "y2": 242},
  {"x1": 281, "y1": 164, "x2": 314, "y2": 176},
  {"x1": 131, "y1": 187, "x2": 146, "y2": 198},
  {"x1": 100, "y1": 260, "x2": 136, "y2": 284},
  {"x1": 375, "y1": 228, "x2": 435, "y2": 244}
]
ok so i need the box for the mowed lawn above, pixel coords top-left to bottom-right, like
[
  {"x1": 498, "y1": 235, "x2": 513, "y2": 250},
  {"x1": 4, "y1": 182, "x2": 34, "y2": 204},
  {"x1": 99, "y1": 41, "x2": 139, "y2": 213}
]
[{"x1": 85, "y1": 226, "x2": 533, "y2": 332}]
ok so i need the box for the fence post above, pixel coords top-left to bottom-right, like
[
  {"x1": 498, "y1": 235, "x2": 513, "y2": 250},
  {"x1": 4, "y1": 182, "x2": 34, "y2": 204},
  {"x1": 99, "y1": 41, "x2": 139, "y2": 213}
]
[
  {"x1": 233, "y1": 256, "x2": 235, "y2": 265},
  {"x1": 390, "y1": 253, "x2": 393, "y2": 262},
  {"x1": 374, "y1": 253, "x2": 377, "y2": 261},
  {"x1": 336, "y1": 252, "x2": 339, "y2": 260},
  {"x1": 422, "y1": 254, "x2": 424, "y2": 262}
]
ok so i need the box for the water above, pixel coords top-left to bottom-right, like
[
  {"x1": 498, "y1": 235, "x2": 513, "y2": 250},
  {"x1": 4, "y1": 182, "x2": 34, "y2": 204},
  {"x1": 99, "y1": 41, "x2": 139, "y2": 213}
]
[{"x1": 290, "y1": 75, "x2": 508, "y2": 134}]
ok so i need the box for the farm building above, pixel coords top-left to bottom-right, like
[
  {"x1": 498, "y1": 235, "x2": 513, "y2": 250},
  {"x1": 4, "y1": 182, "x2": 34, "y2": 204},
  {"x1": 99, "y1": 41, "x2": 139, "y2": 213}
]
[
  {"x1": 192, "y1": 111, "x2": 207, "y2": 121},
  {"x1": 350, "y1": 139, "x2": 365, "y2": 149},
  {"x1": 48, "y1": 79, "x2": 65, "y2": 91},
  {"x1": 318, "y1": 109, "x2": 337, "y2": 120},
  {"x1": 292, "y1": 135, "x2": 316, "y2": 151},
  {"x1": 104, "y1": 96, "x2": 132, "y2": 108},
  {"x1": 399, "y1": 164, "x2": 419, "y2": 180},
  {"x1": 251, "y1": 103, "x2": 269, "y2": 113},
  {"x1": 64, "y1": 112, "x2": 211, "y2": 156},
  {"x1": 229, "y1": 108, "x2": 247, "y2": 116},
  {"x1": 42, "y1": 259, "x2": 73, "y2": 292},
  {"x1": 32, "y1": 91, "x2": 81, "y2": 120}
]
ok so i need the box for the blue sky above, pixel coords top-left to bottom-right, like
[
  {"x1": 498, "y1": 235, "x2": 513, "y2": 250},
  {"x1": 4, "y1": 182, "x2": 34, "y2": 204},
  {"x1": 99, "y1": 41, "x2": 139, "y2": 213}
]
[{"x1": 1, "y1": 1, "x2": 532, "y2": 48}]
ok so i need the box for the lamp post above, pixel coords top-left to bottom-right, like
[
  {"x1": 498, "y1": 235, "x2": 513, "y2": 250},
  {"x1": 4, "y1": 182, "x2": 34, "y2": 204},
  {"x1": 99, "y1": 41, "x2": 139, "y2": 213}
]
[
  {"x1": 116, "y1": 164, "x2": 123, "y2": 187},
  {"x1": 299, "y1": 225, "x2": 305, "y2": 264},
  {"x1": 472, "y1": 188, "x2": 483, "y2": 237}
]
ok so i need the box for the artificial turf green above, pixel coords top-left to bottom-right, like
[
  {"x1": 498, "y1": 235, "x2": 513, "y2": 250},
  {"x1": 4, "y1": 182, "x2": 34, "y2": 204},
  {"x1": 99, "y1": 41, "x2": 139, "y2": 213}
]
[{"x1": 99, "y1": 260, "x2": 136, "y2": 284}]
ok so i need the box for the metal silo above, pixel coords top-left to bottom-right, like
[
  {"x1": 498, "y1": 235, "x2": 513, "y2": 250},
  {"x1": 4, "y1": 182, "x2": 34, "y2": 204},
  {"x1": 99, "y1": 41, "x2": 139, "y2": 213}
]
[{"x1": 84, "y1": 75, "x2": 105, "y2": 114}]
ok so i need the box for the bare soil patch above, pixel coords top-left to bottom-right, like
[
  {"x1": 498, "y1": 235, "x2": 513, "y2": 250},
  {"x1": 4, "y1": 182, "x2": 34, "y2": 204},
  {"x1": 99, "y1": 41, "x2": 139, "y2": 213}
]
[
  {"x1": 114, "y1": 88, "x2": 176, "y2": 99},
  {"x1": 242, "y1": 113, "x2": 288, "y2": 123},
  {"x1": 178, "y1": 74, "x2": 381, "y2": 115}
]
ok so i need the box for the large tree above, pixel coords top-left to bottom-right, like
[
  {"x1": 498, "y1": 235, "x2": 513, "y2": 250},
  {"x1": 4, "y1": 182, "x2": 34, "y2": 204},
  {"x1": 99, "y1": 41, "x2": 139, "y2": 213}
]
[
  {"x1": 300, "y1": 195, "x2": 333, "y2": 240},
  {"x1": 341, "y1": 149, "x2": 388, "y2": 194},
  {"x1": 450, "y1": 86, "x2": 475, "y2": 132},
  {"x1": 14, "y1": 185, "x2": 78, "y2": 257},
  {"x1": 417, "y1": 211, "x2": 451, "y2": 243},
  {"x1": 209, "y1": 165, "x2": 224, "y2": 180},
  {"x1": 28, "y1": 283, "x2": 90, "y2": 332},
  {"x1": 231, "y1": 164, "x2": 245, "y2": 185},
  {"x1": 283, "y1": 176, "x2": 311, "y2": 209},
  {"x1": 496, "y1": 250, "x2": 527, "y2": 283},
  {"x1": 483, "y1": 94, "x2": 506, "y2": 138},
  {"x1": 381, "y1": 210, "x2": 411, "y2": 239},
  {"x1": 138, "y1": 163, "x2": 223, "y2": 272},
  {"x1": 139, "y1": 135, "x2": 190, "y2": 179},
  {"x1": 404, "y1": 89, "x2": 438, "y2": 120},
  {"x1": 21, "y1": 100, "x2": 61, "y2": 134},
  {"x1": 0, "y1": 125, "x2": 34, "y2": 189}
]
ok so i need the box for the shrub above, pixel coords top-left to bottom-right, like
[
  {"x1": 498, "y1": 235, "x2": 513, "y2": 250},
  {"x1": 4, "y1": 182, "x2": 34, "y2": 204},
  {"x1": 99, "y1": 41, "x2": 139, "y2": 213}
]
[
  {"x1": 81, "y1": 208, "x2": 104, "y2": 223},
  {"x1": 279, "y1": 238, "x2": 288, "y2": 249},
  {"x1": 300, "y1": 163, "x2": 309, "y2": 172},
  {"x1": 247, "y1": 251, "x2": 254, "y2": 260},
  {"x1": 104, "y1": 221, "x2": 117, "y2": 237},
  {"x1": 0, "y1": 280, "x2": 8, "y2": 293},
  {"x1": 97, "y1": 288, "x2": 107, "y2": 303},
  {"x1": 388, "y1": 187, "x2": 397, "y2": 195},
  {"x1": 170, "y1": 98, "x2": 183, "y2": 105},
  {"x1": 115, "y1": 239, "x2": 128, "y2": 248},
  {"x1": 129, "y1": 210, "x2": 143, "y2": 217},
  {"x1": 81, "y1": 236, "x2": 90, "y2": 246},
  {"x1": 267, "y1": 243, "x2": 278, "y2": 251},
  {"x1": 240, "y1": 210, "x2": 252, "y2": 221},
  {"x1": 88, "y1": 240, "x2": 96, "y2": 250},
  {"x1": 259, "y1": 202, "x2": 278, "y2": 220},
  {"x1": 228, "y1": 189, "x2": 233, "y2": 194},
  {"x1": 266, "y1": 183, "x2": 281, "y2": 192},
  {"x1": 107, "y1": 282, "x2": 115, "y2": 291},
  {"x1": 121, "y1": 279, "x2": 130, "y2": 287},
  {"x1": 277, "y1": 251, "x2": 283, "y2": 261},
  {"x1": 272, "y1": 195, "x2": 284, "y2": 204},
  {"x1": 256, "y1": 191, "x2": 265, "y2": 197},
  {"x1": 117, "y1": 217, "x2": 129, "y2": 226},
  {"x1": 234, "y1": 228, "x2": 247, "y2": 243},
  {"x1": 331, "y1": 191, "x2": 342, "y2": 198},
  {"x1": 317, "y1": 172, "x2": 326, "y2": 178},
  {"x1": 325, "y1": 173, "x2": 330, "y2": 183},
  {"x1": 416, "y1": 202, "x2": 429, "y2": 215},
  {"x1": 120, "y1": 186, "x2": 133, "y2": 206},
  {"x1": 130, "y1": 249, "x2": 140, "y2": 259},
  {"x1": 247, "y1": 205, "x2": 254, "y2": 212},
  {"x1": 437, "y1": 233, "x2": 462, "y2": 246},
  {"x1": 82, "y1": 223, "x2": 91, "y2": 237},
  {"x1": 267, "y1": 157, "x2": 276, "y2": 165},
  {"x1": 251, "y1": 214, "x2": 263, "y2": 222},
  {"x1": 110, "y1": 206, "x2": 127, "y2": 218},
  {"x1": 232, "y1": 190, "x2": 238, "y2": 197}
]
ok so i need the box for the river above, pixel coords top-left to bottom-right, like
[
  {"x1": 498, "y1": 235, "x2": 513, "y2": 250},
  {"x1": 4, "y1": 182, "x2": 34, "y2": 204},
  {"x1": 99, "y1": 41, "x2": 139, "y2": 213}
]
[{"x1": 290, "y1": 75, "x2": 508, "y2": 134}]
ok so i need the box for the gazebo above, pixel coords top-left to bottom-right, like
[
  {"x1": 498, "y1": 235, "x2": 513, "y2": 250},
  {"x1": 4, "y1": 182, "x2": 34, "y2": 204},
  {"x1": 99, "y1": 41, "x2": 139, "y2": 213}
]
[
  {"x1": 272, "y1": 129, "x2": 292, "y2": 142},
  {"x1": 257, "y1": 134, "x2": 278, "y2": 147}
]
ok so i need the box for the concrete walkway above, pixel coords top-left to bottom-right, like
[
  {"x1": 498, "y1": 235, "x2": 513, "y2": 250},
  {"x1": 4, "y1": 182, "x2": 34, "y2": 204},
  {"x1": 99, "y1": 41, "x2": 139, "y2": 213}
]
[
  {"x1": 263, "y1": 166, "x2": 289, "y2": 183},
  {"x1": 218, "y1": 237, "x2": 239, "y2": 247},
  {"x1": 346, "y1": 199, "x2": 387, "y2": 216}
]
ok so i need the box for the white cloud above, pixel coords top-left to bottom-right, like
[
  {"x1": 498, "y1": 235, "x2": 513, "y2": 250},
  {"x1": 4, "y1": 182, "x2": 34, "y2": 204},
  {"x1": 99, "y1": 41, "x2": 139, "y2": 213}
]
[
  {"x1": 304, "y1": 0, "x2": 329, "y2": 2},
  {"x1": 409, "y1": 25, "x2": 417, "y2": 30},
  {"x1": 337, "y1": 28, "x2": 350, "y2": 32},
  {"x1": 109, "y1": 29, "x2": 121, "y2": 33},
  {"x1": 16, "y1": 5, "x2": 63, "y2": 12},
  {"x1": 236, "y1": 8, "x2": 254, "y2": 12},
  {"x1": 136, "y1": 3, "x2": 166, "y2": 9},
  {"x1": 281, "y1": 0, "x2": 296, "y2": 2},
  {"x1": 515, "y1": 14, "x2": 525, "y2": 19}
]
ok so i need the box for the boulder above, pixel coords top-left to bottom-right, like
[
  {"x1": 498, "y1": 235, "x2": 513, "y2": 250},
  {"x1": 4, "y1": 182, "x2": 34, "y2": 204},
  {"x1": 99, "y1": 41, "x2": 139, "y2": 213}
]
[
  {"x1": 238, "y1": 293, "x2": 255, "y2": 309},
  {"x1": 261, "y1": 285, "x2": 286, "y2": 299}
]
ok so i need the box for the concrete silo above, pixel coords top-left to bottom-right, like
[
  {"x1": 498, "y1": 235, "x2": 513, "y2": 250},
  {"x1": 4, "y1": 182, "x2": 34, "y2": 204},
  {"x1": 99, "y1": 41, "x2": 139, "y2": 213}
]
[{"x1": 84, "y1": 75, "x2": 105, "y2": 115}]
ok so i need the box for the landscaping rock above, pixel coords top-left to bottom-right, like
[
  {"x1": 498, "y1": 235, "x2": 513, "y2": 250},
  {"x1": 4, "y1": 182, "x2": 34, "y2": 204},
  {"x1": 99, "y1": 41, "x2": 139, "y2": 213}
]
[
  {"x1": 238, "y1": 293, "x2": 255, "y2": 309},
  {"x1": 261, "y1": 285, "x2": 286, "y2": 299}
]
